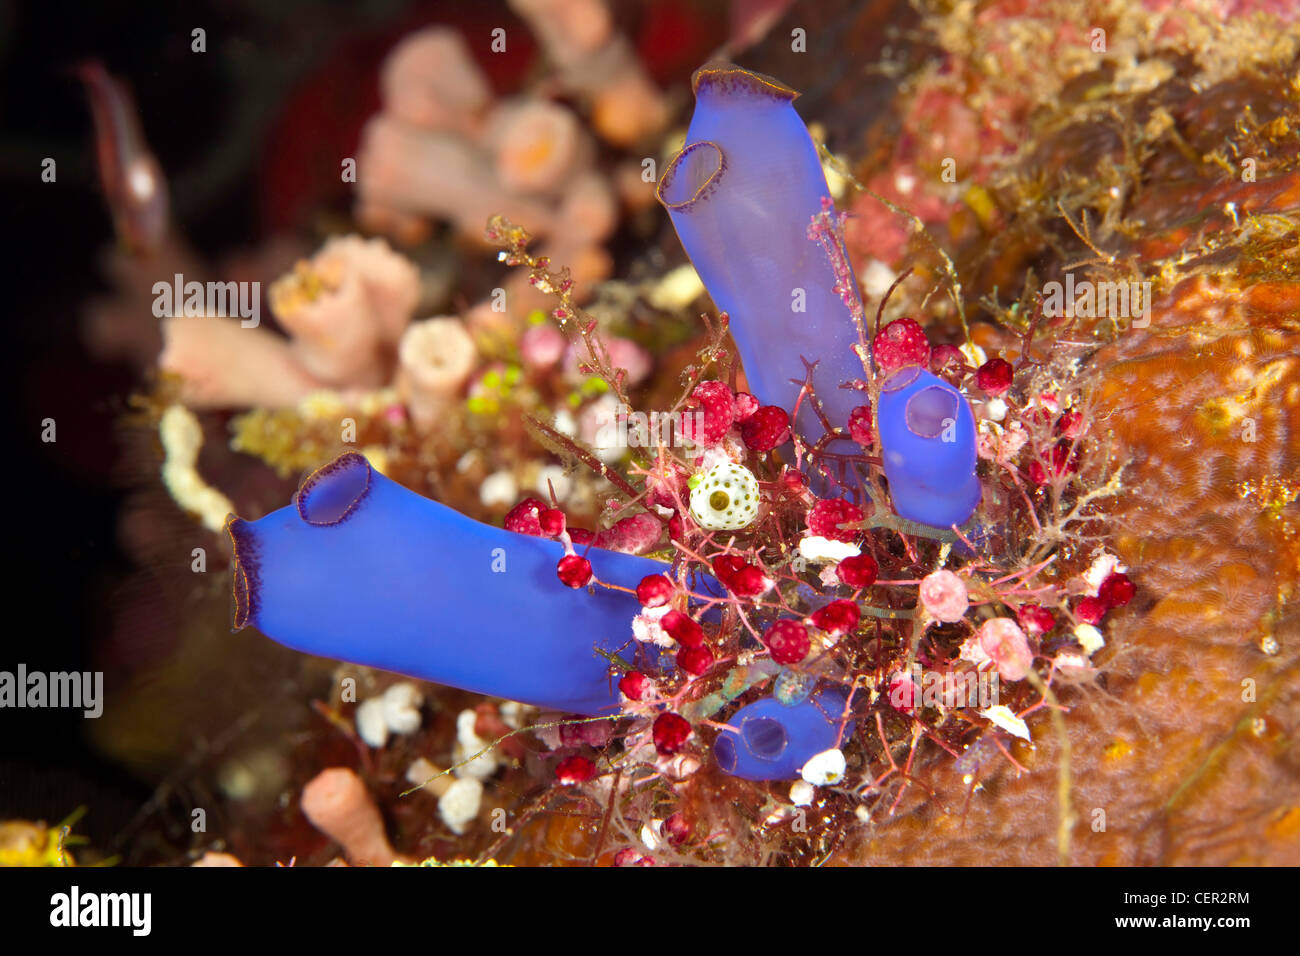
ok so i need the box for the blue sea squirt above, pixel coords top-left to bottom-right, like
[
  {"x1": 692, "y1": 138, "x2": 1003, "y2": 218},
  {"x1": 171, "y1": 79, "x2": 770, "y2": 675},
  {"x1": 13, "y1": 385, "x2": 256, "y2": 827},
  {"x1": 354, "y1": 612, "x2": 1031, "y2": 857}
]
[
  {"x1": 656, "y1": 64, "x2": 867, "y2": 466},
  {"x1": 876, "y1": 365, "x2": 981, "y2": 528},
  {"x1": 227, "y1": 452, "x2": 690, "y2": 716},
  {"x1": 656, "y1": 64, "x2": 979, "y2": 527},
  {"x1": 713, "y1": 685, "x2": 854, "y2": 782}
]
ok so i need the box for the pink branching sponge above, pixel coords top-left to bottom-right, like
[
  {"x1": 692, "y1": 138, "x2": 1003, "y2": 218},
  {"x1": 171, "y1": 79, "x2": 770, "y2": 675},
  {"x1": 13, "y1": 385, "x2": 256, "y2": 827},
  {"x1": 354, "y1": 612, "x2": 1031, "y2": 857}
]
[
  {"x1": 380, "y1": 28, "x2": 492, "y2": 138},
  {"x1": 396, "y1": 316, "x2": 478, "y2": 430},
  {"x1": 300, "y1": 767, "x2": 401, "y2": 867},
  {"x1": 159, "y1": 316, "x2": 324, "y2": 409},
  {"x1": 159, "y1": 234, "x2": 420, "y2": 408},
  {"x1": 510, "y1": 0, "x2": 668, "y2": 147}
]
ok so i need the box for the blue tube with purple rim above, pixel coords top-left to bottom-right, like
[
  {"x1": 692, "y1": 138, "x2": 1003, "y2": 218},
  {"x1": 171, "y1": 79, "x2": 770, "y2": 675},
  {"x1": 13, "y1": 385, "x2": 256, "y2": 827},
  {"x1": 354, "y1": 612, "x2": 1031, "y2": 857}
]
[
  {"x1": 876, "y1": 366, "x2": 981, "y2": 528},
  {"x1": 656, "y1": 63, "x2": 865, "y2": 461},
  {"x1": 227, "y1": 452, "x2": 687, "y2": 715},
  {"x1": 713, "y1": 685, "x2": 854, "y2": 781},
  {"x1": 657, "y1": 63, "x2": 980, "y2": 526}
]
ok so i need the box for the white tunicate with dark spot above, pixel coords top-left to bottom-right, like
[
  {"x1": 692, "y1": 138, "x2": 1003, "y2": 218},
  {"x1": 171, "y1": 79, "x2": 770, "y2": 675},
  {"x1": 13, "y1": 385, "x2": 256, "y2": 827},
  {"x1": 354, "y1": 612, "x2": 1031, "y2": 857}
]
[{"x1": 688, "y1": 461, "x2": 760, "y2": 531}]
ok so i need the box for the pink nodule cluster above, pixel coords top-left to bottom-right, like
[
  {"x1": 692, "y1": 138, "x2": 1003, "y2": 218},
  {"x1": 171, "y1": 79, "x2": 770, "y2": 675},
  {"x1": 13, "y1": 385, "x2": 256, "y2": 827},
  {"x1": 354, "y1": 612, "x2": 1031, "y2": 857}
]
[
  {"x1": 919, "y1": 569, "x2": 969, "y2": 623},
  {"x1": 962, "y1": 617, "x2": 1034, "y2": 682}
]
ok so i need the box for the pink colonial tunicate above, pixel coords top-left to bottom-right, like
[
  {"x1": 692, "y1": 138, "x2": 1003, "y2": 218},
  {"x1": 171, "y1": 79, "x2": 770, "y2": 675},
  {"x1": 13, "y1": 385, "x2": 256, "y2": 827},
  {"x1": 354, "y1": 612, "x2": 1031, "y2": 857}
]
[
  {"x1": 975, "y1": 617, "x2": 1033, "y2": 682},
  {"x1": 919, "y1": 569, "x2": 968, "y2": 623}
]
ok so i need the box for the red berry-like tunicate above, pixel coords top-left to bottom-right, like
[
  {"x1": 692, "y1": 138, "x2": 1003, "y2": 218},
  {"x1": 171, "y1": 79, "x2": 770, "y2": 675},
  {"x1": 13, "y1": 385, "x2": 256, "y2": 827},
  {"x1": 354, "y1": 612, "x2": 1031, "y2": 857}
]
[
  {"x1": 539, "y1": 507, "x2": 566, "y2": 537},
  {"x1": 662, "y1": 812, "x2": 692, "y2": 846},
  {"x1": 681, "y1": 380, "x2": 736, "y2": 447},
  {"x1": 1018, "y1": 603, "x2": 1057, "y2": 635},
  {"x1": 810, "y1": 599, "x2": 861, "y2": 635},
  {"x1": 929, "y1": 343, "x2": 970, "y2": 381},
  {"x1": 619, "y1": 671, "x2": 647, "y2": 701},
  {"x1": 568, "y1": 527, "x2": 595, "y2": 545},
  {"x1": 677, "y1": 644, "x2": 714, "y2": 675},
  {"x1": 1074, "y1": 596, "x2": 1107, "y2": 624},
  {"x1": 660, "y1": 609, "x2": 704, "y2": 647},
  {"x1": 781, "y1": 467, "x2": 807, "y2": 491},
  {"x1": 1028, "y1": 442, "x2": 1076, "y2": 485},
  {"x1": 729, "y1": 563, "x2": 770, "y2": 597},
  {"x1": 763, "y1": 619, "x2": 811, "y2": 665},
  {"x1": 555, "y1": 754, "x2": 596, "y2": 785},
  {"x1": 579, "y1": 719, "x2": 612, "y2": 748},
  {"x1": 848, "y1": 404, "x2": 873, "y2": 447},
  {"x1": 1023, "y1": 405, "x2": 1054, "y2": 429},
  {"x1": 711, "y1": 553, "x2": 747, "y2": 588},
  {"x1": 593, "y1": 513, "x2": 663, "y2": 554},
  {"x1": 887, "y1": 671, "x2": 917, "y2": 714},
  {"x1": 1056, "y1": 410, "x2": 1084, "y2": 439},
  {"x1": 636, "y1": 574, "x2": 674, "y2": 608},
  {"x1": 837, "y1": 553, "x2": 879, "y2": 589},
  {"x1": 559, "y1": 717, "x2": 587, "y2": 748},
  {"x1": 1099, "y1": 572, "x2": 1135, "y2": 608},
  {"x1": 872, "y1": 317, "x2": 931, "y2": 374},
  {"x1": 975, "y1": 357, "x2": 1014, "y2": 395},
  {"x1": 808, "y1": 497, "x2": 864, "y2": 543},
  {"x1": 733, "y1": 391, "x2": 760, "y2": 421},
  {"x1": 504, "y1": 497, "x2": 546, "y2": 535},
  {"x1": 740, "y1": 405, "x2": 791, "y2": 452},
  {"x1": 556, "y1": 554, "x2": 593, "y2": 588},
  {"x1": 652, "y1": 712, "x2": 692, "y2": 754}
]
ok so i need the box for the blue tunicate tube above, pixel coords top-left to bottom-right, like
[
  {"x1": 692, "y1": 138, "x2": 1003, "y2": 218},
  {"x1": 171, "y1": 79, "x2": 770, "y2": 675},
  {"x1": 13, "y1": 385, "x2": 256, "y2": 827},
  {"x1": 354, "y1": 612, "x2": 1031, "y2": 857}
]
[
  {"x1": 657, "y1": 64, "x2": 984, "y2": 515},
  {"x1": 227, "y1": 452, "x2": 694, "y2": 715},
  {"x1": 656, "y1": 63, "x2": 865, "y2": 466},
  {"x1": 713, "y1": 685, "x2": 854, "y2": 781},
  {"x1": 876, "y1": 366, "x2": 981, "y2": 527}
]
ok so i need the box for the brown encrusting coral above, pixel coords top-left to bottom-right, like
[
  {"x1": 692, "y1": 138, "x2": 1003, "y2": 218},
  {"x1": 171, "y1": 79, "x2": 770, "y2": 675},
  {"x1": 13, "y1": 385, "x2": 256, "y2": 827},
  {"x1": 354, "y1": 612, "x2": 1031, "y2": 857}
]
[
  {"x1": 835, "y1": 276, "x2": 1300, "y2": 866},
  {"x1": 818, "y1": 0, "x2": 1300, "y2": 865}
]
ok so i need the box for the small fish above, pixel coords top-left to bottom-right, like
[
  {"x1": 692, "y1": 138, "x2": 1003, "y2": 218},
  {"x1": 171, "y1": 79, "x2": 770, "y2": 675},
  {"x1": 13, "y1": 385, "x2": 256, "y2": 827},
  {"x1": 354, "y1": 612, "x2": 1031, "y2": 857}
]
[{"x1": 75, "y1": 61, "x2": 169, "y2": 256}]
